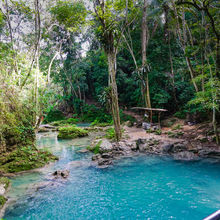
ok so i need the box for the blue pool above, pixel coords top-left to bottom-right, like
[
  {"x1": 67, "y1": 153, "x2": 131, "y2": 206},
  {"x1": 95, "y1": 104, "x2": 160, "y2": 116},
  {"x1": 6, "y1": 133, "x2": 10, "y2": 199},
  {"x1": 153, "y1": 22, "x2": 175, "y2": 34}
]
[{"x1": 3, "y1": 132, "x2": 220, "y2": 220}]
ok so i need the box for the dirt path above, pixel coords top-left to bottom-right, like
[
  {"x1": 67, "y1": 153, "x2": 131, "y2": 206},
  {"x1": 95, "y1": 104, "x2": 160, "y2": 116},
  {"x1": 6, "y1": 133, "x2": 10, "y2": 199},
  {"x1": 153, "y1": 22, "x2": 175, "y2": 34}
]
[{"x1": 123, "y1": 125, "x2": 184, "y2": 143}]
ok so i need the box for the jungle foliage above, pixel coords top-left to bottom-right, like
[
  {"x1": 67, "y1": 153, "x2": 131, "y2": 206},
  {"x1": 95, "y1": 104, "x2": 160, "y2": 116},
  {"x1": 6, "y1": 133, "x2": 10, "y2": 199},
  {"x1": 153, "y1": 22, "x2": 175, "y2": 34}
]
[{"x1": 0, "y1": 0, "x2": 219, "y2": 155}]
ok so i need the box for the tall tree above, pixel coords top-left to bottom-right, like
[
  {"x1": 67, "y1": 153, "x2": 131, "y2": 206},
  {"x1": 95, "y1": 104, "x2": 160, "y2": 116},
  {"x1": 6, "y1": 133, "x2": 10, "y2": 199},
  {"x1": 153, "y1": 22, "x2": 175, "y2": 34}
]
[{"x1": 93, "y1": 0, "x2": 137, "y2": 141}]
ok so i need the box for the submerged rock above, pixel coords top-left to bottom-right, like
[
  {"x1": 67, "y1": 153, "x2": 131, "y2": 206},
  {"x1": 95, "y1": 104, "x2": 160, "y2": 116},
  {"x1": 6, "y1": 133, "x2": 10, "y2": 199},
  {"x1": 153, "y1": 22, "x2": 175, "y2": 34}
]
[
  {"x1": 97, "y1": 158, "x2": 113, "y2": 166},
  {"x1": 53, "y1": 170, "x2": 69, "y2": 178},
  {"x1": 77, "y1": 149, "x2": 89, "y2": 153},
  {"x1": 173, "y1": 151, "x2": 197, "y2": 161}
]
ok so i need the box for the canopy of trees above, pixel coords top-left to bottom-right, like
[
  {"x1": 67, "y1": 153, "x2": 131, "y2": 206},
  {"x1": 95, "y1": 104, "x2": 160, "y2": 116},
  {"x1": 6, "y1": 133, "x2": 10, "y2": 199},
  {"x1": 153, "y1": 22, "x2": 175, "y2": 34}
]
[{"x1": 0, "y1": 0, "x2": 219, "y2": 143}]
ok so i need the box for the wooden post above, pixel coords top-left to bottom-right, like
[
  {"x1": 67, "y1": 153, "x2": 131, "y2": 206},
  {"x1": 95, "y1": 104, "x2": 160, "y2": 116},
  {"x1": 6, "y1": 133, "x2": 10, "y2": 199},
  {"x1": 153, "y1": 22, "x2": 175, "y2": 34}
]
[{"x1": 158, "y1": 112, "x2": 161, "y2": 129}]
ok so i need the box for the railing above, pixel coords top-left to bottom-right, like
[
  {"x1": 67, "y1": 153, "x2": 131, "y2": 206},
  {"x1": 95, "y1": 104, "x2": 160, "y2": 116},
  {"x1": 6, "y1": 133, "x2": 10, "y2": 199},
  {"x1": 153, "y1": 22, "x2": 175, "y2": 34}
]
[{"x1": 203, "y1": 210, "x2": 220, "y2": 220}]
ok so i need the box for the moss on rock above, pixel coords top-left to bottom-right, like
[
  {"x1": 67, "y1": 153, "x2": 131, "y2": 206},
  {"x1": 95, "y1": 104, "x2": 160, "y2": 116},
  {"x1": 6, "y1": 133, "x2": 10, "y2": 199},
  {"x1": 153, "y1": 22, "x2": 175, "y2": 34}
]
[
  {"x1": 57, "y1": 126, "x2": 89, "y2": 139},
  {"x1": 87, "y1": 140, "x2": 102, "y2": 154},
  {"x1": 0, "y1": 177, "x2": 10, "y2": 189},
  {"x1": 0, "y1": 195, "x2": 7, "y2": 207},
  {"x1": 0, "y1": 146, "x2": 58, "y2": 174}
]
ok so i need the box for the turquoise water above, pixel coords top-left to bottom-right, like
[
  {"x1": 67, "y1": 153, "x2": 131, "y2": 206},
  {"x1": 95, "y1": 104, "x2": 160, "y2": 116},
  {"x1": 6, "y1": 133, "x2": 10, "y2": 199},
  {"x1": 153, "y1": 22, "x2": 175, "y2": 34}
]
[{"x1": 3, "y1": 133, "x2": 220, "y2": 220}]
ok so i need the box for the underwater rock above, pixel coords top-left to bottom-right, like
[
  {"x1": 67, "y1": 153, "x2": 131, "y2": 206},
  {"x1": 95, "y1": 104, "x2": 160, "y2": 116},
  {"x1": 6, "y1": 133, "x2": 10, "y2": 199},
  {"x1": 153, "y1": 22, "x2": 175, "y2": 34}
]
[
  {"x1": 173, "y1": 151, "x2": 197, "y2": 161},
  {"x1": 97, "y1": 158, "x2": 113, "y2": 166},
  {"x1": 77, "y1": 149, "x2": 89, "y2": 153},
  {"x1": 53, "y1": 170, "x2": 69, "y2": 178}
]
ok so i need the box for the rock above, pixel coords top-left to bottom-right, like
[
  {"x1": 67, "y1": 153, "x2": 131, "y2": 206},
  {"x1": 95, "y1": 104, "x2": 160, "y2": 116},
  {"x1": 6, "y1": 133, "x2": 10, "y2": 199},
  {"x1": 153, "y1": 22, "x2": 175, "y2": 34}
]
[
  {"x1": 162, "y1": 144, "x2": 174, "y2": 153},
  {"x1": 198, "y1": 149, "x2": 220, "y2": 158},
  {"x1": 41, "y1": 124, "x2": 56, "y2": 129},
  {"x1": 142, "y1": 122, "x2": 151, "y2": 130},
  {"x1": 131, "y1": 143, "x2": 138, "y2": 151},
  {"x1": 173, "y1": 151, "x2": 196, "y2": 161},
  {"x1": 67, "y1": 160, "x2": 85, "y2": 167},
  {"x1": 101, "y1": 152, "x2": 113, "y2": 159},
  {"x1": 124, "y1": 121, "x2": 133, "y2": 127},
  {"x1": 195, "y1": 135, "x2": 208, "y2": 143},
  {"x1": 77, "y1": 149, "x2": 89, "y2": 153},
  {"x1": 152, "y1": 125, "x2": 159, "y2": 131},
  {"x1": 99, "y1": 139, "x2": 113, "y2": 153},
  {"x1": 0, "y1": 185, "x2": 5, "y2": 196},
  {"x1": 136, "y1": 138, "x2": 160, "y2": 153},
  {"x1": 172, "y1": 144, "x2": 187, "y2": 153},
  {"x1": 92, "y1": 154, "x2": 101, "y2": 161},
  {"x1": 35, "y1": 181, "x2": 53, "y2": 190},
  {"x1": 53, "y1": 170, "x2": 69, "y2": 178},
  {"x1": 138, "y1": 143, "x2": 149, "y2": 152},
  {"x1": 98, "y1": 158, "x2": 113, "y2": 166}
]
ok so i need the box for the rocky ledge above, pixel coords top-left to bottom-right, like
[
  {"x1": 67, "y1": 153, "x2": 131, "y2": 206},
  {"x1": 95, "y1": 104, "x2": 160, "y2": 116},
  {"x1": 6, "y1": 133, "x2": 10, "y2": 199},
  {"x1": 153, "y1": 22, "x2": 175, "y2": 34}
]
[{"x1": 90, "y1": 138, "x2": 220, "y2": 167}]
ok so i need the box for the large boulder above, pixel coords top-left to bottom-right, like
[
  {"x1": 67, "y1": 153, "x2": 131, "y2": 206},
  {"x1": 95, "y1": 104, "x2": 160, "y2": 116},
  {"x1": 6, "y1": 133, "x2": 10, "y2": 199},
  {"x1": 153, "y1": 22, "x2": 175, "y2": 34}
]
[
  {"x1": 99, "y1": 139, "x2": 113, "y2": 153},
  {"x1": 136, "y1": 138, "x2": 160, "y2": 153},
  {"x1": 161, "y1": 144, "x2": 174, "y2": 153},
  {"x1": 142, "y1": 122, "x2": 151, "y2": 130}
]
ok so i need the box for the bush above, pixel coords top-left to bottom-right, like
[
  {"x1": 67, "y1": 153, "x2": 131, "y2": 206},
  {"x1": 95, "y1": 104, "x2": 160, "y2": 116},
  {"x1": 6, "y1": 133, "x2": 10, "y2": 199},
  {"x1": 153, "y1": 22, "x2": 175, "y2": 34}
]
[
  {"x1": 44, "y1": 109, "x2": 65, "y2": 123},
  {"x1": 87, "y1": 140, "x2": 102, "y2": 154},
  {"x1": 0, "y1": 177, "x2": 10, "y2": 189},
  {"x1": 105, "y1": 128, "x2": 116, "y2": 140},
  {"x1": 80, "y1": 104, "x2": 112, "y2": 123},
  {"x1": 51, "y1": 118, "x2": 79, "y2": 127},
  {"x1": 0, "y1": 195, "x2": 6, "y2": 207},
  {"x1": 155, "y1": 129, "x2": 162, "y2": 135},
  {"x1": 174, "y1": 111, "x2": 186, "y2": 119},
  {"x1": 172, "y1": 124, "x2": 183, "y2": 130},
  {"x1": 105, "y1": 127, "x2": 124, "y2": 140},
  {"x1": 91, "y1": 119, "x2": 113, "y2": 127},
  {"x1": 120, "y1": 110, "x2": 136, "y2": 123},
  {"x1": 58, "y1": 126, "x2": 88, "y2": 139}
]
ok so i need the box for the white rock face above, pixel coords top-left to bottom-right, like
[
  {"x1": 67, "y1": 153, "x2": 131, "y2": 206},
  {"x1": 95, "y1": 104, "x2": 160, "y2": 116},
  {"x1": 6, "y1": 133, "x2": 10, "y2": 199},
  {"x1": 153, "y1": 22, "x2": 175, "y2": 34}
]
[{"x1": 0, "y1": 184, "x2": 6, "y2": 196}]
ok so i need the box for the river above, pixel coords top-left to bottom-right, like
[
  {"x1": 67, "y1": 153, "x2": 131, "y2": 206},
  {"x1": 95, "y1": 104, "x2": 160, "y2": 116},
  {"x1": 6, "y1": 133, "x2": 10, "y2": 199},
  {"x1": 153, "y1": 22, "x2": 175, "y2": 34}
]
[{"x1": 3, "y1": 132, "x2": 220, "y2": 219}]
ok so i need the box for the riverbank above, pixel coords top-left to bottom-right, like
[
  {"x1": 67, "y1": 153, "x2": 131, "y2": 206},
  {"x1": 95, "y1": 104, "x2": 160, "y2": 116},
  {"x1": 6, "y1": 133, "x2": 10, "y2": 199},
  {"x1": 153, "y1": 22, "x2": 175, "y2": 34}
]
[
  {"x1": 1, "y1": 119, "x2": 218, "y2": 217},
  {"x1": 90, "y1": 119, "x2": 220, "y2": 167},
  {"x1": 2, "y1": 131, "x2": 220, "y2": 219}
]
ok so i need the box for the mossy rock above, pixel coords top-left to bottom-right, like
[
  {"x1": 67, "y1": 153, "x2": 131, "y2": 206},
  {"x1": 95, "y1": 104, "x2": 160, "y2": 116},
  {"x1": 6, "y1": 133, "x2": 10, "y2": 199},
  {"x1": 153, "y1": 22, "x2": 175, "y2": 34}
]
[
  {"x1": 0, "y1": 195, "x2": 7, "y2": 207},
  {"x1": 0, "y1": 146, "x2": 58, "y2": 174},
  {"x1": 57, "y1": 126, "x2": 88, "y2": 139},
  {"x1": 87, "y1": 140, "x2": 102, "y2": 154},
  {"x1": 0, "y1": 177, "x2": 10, "y2": 189}
]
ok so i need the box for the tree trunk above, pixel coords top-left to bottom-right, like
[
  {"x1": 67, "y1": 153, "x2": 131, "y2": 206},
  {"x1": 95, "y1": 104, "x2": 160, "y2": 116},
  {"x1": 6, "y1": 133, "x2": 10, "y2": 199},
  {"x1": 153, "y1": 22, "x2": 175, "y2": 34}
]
[
  {"x1": 213, "y1": 107, "x2": 219, "y2": 144},
  {"x1": 168, "y1": 31, "x2": 178, "y2": 108},
  {"x1": 171, "y1": 0, "x2": 199, "y2": 92},
  {"x1": 141, "y1": 0, "x2": 152, "y2": 121},
  {"x1": 107, "y1": 51, "x2": 121, "y2": 141}
]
